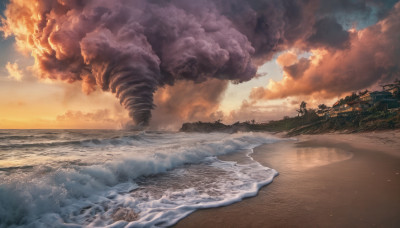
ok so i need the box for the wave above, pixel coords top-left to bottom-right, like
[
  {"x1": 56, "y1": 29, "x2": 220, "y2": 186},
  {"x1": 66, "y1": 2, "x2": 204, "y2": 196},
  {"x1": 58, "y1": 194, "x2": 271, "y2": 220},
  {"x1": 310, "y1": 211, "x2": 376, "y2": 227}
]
[
  {"x1": 0, "y1": 132, "x2": 281, "y2": 227},
  {"x1": 0, "y1": 133, "x2": 63, "y2": 140},
  {"x1": 0, "y1": 135, "x2": 144, "y2": 150},
  {"x1": 130, "y1": 150, "x2": 278, "y2": 227}
]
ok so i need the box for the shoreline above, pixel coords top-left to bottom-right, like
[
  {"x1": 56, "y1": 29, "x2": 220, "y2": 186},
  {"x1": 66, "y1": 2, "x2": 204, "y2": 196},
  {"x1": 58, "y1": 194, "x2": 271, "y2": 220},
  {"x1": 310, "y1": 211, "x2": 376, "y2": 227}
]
[{"x1": 174, "y1": 130, "x2": 400, "y2": 227}]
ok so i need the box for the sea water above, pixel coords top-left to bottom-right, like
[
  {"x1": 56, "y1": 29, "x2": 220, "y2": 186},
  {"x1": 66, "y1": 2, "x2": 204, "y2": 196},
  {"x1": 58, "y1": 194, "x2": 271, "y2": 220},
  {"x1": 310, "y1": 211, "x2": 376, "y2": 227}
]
[{"x1": 0, "y1": 130, "x2": 280, "y2": 227}]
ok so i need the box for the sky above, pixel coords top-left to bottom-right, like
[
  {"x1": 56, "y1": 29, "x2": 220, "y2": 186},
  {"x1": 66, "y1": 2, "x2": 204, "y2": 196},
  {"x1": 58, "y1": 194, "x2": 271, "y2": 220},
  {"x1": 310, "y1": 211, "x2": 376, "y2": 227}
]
[{"x1": 0, "y1": 0, "x2": 399, "y2": 129}]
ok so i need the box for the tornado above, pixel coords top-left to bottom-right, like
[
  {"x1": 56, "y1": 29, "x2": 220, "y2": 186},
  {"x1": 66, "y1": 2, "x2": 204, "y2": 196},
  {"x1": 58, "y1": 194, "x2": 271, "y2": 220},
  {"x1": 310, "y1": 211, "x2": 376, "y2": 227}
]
[
  {"x1": 2, "y1": 0, "x2": 397, "y2": 125},
  {"x1": 0, "y1": 0, "x2": 259, "y2": 125}
]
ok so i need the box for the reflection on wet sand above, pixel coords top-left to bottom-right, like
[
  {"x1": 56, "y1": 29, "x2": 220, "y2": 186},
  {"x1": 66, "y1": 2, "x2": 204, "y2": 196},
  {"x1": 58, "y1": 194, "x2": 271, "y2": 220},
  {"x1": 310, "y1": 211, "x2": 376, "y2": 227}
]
[
  {"x1": 175, "y1": 133, "x2": 400, "y2": 228},
  {"x1": 293, "y1": 146, "x2": 353, "y2": 170},
  {"x1": 252, "y1": 140, "x2": 353, "y2": 173}
]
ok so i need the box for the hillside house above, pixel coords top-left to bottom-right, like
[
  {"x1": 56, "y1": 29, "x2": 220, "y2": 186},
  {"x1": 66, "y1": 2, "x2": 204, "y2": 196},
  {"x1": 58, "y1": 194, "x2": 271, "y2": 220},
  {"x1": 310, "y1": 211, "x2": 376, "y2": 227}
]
[
  {"x1": 360, "y1": 91, "x2": 399, "y2": 109},
  {"x1": 316, "y1": 109, "x2": 330, "y2": 117},
  {"x1": 347, "y1": 100, "x2": 370, "y2": 111},
  {"x1": 382, "y1": 82, "x2": 400, "y2": 96},
  {"x1": 329, "y1": 103, "x2": 353, "y2": 117}
]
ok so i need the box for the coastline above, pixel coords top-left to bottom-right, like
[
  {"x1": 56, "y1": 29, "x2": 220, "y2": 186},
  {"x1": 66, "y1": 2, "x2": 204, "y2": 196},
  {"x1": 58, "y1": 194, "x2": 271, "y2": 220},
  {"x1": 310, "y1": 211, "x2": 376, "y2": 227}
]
[{"x1": 174, "y1": 130, "x2": 400, "y2": 227}]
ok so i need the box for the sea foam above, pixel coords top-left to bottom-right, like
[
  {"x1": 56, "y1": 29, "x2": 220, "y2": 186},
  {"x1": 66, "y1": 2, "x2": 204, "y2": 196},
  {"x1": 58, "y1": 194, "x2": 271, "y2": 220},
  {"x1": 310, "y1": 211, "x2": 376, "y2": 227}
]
[{"x1": 0, "y1": 130, "x2": 280, "y2": 227}]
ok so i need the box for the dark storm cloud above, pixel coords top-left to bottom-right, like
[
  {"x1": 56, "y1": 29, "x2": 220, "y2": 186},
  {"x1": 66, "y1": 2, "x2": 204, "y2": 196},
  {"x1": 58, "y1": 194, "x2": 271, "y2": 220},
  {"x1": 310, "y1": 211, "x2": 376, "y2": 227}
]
[
  {"x1": 251, "y1": 1, "x2": 400, "y2": 100},
  {"x1": 284, "y1": 58, "x2": 311, "y2": 79},
  {"x1": 307, "y1": 17, "x2": 350, "y2": 49},
  {"x1": 1, "y1": 0, "x2": 257, "y2": 125},
  {"x1": 318, "y1": 0, "x2": 398, "y2": 19},
  {"x1": 1, "y1": 0, "x2": 399, "y2": 126}
]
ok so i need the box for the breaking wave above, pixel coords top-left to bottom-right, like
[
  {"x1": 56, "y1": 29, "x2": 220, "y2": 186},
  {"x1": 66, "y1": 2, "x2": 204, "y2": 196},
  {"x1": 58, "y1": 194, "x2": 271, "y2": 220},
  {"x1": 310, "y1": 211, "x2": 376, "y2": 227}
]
[{"x1": 0, "y1": 130, "x2": 281, "y2": 227}]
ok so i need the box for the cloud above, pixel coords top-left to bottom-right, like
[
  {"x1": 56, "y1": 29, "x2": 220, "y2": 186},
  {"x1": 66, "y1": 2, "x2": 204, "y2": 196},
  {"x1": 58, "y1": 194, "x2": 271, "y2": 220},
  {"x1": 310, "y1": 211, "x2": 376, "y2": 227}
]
[
  {"x1": 7, "y1": 100, "x2": 26, "y2": 106},
  {"x1": 283, "y1": 58, "x2": 311, "y2": 79},
  {"x1": 276, "y1": 52, "x2": 298, "y2": 67},
  {"x1": 226, "y1": 99, "x2": 296, "y2": 123},
  {"x1": 56, "y1": 109, "x2": 111, "y2": 122},
  {"x1": 5, "y1": 62, "x2": 23, "y2": 81},
  {"x1": 150, "y1": 78, "x2": 228, "y2": 129},
  {"x1": 1, "y1": 0, "x2": 399, "y2": 127},
  {"x1": 307, "y1": 17, "x2": 350, "y2": 49},
  {"x1": 1, "y1": 0, "x2": 258, "y2": 125},
  {"x1": 56, "y1": 108, "x2": 130, "y2": 128},
  {"x1": 227, "y1": 93, "x2": 339, "y2": 123},
  {"x1": 251, "y1": 2, "x2": 400, "y2": 101}
]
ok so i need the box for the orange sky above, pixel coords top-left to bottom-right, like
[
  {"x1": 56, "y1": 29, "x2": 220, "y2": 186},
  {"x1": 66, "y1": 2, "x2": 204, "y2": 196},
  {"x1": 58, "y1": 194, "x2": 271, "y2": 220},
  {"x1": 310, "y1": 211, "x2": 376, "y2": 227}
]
[
  {"x1": 1, "y1": 0, "x2": 397, "y2": 129},
  {"x1": 0, "y1": 55, "x2": 287, "y2": 129},
  {"x1": 0, "y1": 72, "x2": 131, "y2": 129},
  {"x1": 0, "y1": 53, "x2": 337, "y2": 129}
]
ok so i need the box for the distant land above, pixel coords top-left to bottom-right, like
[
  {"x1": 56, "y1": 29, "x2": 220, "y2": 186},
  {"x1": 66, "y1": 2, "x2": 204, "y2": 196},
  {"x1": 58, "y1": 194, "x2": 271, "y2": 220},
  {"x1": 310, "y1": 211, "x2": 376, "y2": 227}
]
[{"x1": 181, "y1": 80, "x2": 400, "y2": 136}]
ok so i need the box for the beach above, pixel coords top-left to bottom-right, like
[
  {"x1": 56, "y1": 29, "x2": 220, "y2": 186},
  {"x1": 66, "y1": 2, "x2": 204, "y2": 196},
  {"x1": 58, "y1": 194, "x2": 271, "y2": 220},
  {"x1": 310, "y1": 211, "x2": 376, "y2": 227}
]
[
  {"x1": 175, "y1": 130, "x2": 400, "y2": 227},
  {"x1": 1, "y1": 130, "x2": 399, "y2": 227},
  {"x1": 0, "y1": 130, "x2": 280, "y2": 227}
]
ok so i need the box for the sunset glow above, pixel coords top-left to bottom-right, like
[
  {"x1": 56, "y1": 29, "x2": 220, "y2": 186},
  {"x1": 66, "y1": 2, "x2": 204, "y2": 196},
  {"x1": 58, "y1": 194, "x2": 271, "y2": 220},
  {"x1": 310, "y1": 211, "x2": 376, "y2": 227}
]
[
  {"x1": 0, "y1": 0, "x2": 399, "y2": 129},
  {"x1": 1, "y1": 1, "x2": 399, "y2": 227}
]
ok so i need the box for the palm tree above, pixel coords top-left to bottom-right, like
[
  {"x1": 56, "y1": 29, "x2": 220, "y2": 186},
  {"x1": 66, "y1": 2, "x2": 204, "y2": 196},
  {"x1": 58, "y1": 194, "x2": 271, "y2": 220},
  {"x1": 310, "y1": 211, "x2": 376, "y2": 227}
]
[{"x1": 297, "y1": 101, "x2": 307, "y2": 116}]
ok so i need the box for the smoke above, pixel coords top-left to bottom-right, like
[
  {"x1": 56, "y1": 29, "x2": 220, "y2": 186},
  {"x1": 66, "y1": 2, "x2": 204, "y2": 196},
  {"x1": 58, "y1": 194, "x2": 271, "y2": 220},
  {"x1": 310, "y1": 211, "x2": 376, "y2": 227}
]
[{"x1": 1, "y1": 0, "x2": 399, "y2": 125}]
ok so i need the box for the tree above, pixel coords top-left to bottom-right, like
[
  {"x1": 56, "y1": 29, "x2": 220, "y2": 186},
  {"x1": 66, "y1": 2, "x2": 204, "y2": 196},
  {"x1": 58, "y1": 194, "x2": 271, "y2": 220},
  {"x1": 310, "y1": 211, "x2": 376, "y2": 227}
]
[
  {"x1": 393, "y1": 79, "x2": 400, "y2": 99},
  {"x1": 358, "y1": 90, "x2": 369, "y2": 96},
  {"x1": 318, "y1": 104, "x2": 327, "y2": 111},
  {"x1": 300, "y1": 101, "x2": 307, "y2": 110},
  {"x1": 296, "y1": 108, "x2": 303, "y2": 116},
  {"x1": 394, "y1": 89, "x2": 400, "y2": 100},
  {"x1": 297, "y1": 101, "x2": 307, "y2": 116}
]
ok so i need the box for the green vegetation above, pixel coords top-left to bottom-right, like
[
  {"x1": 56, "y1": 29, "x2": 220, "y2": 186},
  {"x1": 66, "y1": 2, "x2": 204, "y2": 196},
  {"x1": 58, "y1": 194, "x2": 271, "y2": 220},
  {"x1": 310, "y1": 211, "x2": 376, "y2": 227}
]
[
  {"x1": 286, "y1": 110, "x2": 400, "y2": 136},
  {"x1": 181, "y1": 80, "x2": 400, "y2": 135},
  {"x1": 334, "y1": 91, "x2": 369, "y2": 107},
  {"x1": 180, "y1": 109, "x2": 400, "y2": 135}
]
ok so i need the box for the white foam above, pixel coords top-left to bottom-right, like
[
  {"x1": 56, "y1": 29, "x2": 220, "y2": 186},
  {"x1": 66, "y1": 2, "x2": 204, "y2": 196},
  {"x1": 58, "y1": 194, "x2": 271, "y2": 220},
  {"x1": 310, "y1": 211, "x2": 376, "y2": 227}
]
[
  {"x1": 126, "y1": 150, "x2": 277, "y2": 227},
  {"x1": 0, "y1": 131, "x2": 281, "y2": 227}
]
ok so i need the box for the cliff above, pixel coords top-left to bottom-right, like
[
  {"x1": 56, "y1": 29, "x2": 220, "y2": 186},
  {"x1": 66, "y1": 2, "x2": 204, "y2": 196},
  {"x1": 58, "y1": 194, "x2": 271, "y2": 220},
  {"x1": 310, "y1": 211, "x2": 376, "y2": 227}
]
[{"x1": 180, "y1": 110, "x2": 400, "y2": 136}]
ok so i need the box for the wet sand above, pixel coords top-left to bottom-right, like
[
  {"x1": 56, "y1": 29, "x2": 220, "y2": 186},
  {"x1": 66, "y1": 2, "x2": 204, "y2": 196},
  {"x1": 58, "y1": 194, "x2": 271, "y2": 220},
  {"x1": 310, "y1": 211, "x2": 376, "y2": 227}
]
[{"x1": 175, "y1": 131, "x2": 400, "y2": 228}]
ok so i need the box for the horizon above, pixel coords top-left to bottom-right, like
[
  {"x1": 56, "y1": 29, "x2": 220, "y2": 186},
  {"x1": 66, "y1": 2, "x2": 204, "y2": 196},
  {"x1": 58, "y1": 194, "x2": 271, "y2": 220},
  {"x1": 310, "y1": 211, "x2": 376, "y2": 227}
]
[{"x1": 0, "y1": 82, "x2": 397, "y2": 130}]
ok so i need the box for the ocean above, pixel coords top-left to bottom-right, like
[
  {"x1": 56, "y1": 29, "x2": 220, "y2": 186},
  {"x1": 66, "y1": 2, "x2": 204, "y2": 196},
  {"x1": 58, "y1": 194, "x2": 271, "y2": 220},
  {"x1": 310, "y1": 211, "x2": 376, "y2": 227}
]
[{"x1": 0, "y1": 130, "x2": 281, "y2": 227}]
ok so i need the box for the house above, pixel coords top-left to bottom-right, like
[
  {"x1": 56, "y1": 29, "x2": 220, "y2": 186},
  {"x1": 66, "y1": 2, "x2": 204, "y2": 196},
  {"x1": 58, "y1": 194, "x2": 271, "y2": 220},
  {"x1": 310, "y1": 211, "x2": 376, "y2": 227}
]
[
  {"x1": 382, "y1": 82, "x2": 400, "y2": 96},
  {"x1": 347, "y1": 100, "x2": 370, "y2": 111},
  {"x1": 358, "y1": 91, "x2": 399, "y2": 110},
  {"x1": 370, "y1": 91, "x2": 398, "y2": 109},
  {"x1": 329, "y1": 103, "x2": 353, "y2": 117},
  {"x1": 316, "y1": 109, "x2": 330, "y2": 117},
  {"x1": 322, "y1": 81, "x2": 400, "y2": 119},
  {"x1": 386, "y1": 87, "x2": 399, "y2": 95},
  {"x1": 359, "y1": 92, "x2": 371, "y2": 102}
]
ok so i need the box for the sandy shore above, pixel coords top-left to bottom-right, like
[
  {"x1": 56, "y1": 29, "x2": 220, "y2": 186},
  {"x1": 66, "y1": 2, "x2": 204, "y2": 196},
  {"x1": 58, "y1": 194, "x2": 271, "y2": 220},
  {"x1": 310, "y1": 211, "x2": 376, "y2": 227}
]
[{"x1": 175, "y1": 130, "x2": 400, "y2": 227}]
